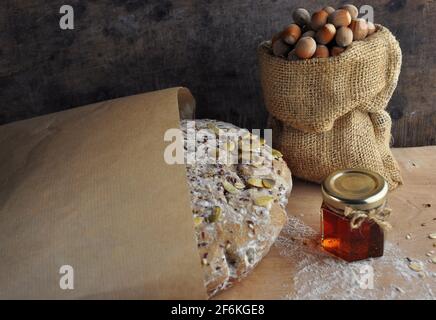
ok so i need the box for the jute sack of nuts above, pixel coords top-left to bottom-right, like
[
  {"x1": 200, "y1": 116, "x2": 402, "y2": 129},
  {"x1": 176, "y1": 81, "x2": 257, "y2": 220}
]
[{"x1": 258, "y1": 26, "x2": 403, "y2": 190}]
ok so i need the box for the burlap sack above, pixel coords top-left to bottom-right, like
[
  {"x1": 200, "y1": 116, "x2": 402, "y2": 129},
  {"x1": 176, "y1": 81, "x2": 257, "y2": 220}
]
[{"x1": 258, "y1": 26, "x2": 403, "y2": 189}]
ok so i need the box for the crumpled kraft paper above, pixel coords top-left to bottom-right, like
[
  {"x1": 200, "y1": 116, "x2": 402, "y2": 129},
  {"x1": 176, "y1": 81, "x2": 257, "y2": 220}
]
[{"x1": 0, "y1": 87, "x2": 206, "y2": 299}]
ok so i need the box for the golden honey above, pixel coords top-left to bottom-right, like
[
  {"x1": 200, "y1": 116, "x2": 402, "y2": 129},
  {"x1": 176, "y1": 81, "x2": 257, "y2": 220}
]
[{"x1": 321, "y1": 169, "x2": 389, "y2": 262}]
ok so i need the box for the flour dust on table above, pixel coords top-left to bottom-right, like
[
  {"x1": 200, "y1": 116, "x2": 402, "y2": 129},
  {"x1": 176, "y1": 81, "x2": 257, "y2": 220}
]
[{"x1": 277, "y1": 216, "x2": 435, "y2": 300}]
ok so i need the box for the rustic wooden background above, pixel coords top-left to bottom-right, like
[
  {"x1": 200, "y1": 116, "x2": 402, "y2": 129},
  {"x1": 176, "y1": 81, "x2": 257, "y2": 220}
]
[{"x1": 1, "y1": 0, "x2": 435, "y2": 147}]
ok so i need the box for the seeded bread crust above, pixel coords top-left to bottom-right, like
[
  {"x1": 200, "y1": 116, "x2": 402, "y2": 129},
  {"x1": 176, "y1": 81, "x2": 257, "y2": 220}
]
[{"x1": 181, "y1": 119, "x2": 292, "y2": 297}]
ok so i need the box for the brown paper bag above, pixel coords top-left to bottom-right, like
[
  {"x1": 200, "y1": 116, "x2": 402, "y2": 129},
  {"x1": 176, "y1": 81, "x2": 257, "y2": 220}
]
[{"x1": 0, "y1": 87, "x2": 207, "y2": 299}]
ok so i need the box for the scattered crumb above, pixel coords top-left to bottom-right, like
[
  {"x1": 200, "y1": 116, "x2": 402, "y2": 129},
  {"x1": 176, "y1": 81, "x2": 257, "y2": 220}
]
[
  {"x1": 395, "y1": 287, "x2": 405, "y2": 294},
  {"x1": 276, "y1": 216, "x2": 435, "y2": 300},
  {"x1": 423, "y1": 204, "x2": 432, "y2": 208},
  {"x1": 406, "y1": 234, "x2": 412, "y2": 240},
  {"x1": 421, "y1": 223, "x2": 427, "y2": 227},
  {"x1": 429, "y1": 233, "x2": 436, "y2": 240},
  {"x1": 408, "y1": 260, "x2": 424, "y2": 272}
]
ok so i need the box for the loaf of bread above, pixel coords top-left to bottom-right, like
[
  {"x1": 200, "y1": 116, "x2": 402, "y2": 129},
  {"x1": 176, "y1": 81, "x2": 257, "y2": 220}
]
[{"x1": 181, "y1": 119, "x2": 292, "y2": 297}]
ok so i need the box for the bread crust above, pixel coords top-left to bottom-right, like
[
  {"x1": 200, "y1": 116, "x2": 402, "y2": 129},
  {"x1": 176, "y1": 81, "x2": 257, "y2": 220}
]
[{"x1": 181, "y1": 120, "x2": 292, "y2": 297}]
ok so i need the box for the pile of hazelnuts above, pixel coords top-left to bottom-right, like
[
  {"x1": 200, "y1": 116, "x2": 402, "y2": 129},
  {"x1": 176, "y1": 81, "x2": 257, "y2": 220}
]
[{"x1": 271, "y1": 4, "x2": 377, "y2": 60}]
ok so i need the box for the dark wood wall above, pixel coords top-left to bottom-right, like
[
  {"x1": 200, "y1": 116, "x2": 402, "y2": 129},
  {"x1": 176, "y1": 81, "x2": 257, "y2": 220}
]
[{"x1": 1, "y1": 0, "x2": 435, "y2": 147}]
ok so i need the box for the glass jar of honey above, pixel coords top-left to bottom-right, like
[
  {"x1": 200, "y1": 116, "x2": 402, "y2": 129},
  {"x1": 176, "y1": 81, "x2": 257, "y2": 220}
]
[{"x1": 321, "y1": 169, "x2": 391, "y2": 262}]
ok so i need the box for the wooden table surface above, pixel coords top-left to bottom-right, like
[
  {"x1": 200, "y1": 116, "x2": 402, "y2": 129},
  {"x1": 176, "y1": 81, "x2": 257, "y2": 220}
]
[{"x1": 215, "y1": 147, "x2": 436, "y2": 300}]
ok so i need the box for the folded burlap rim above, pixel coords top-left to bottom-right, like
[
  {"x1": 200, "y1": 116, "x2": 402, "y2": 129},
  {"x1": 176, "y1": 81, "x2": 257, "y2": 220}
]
[{"x1": 258, "y1": 25, "x2": 402, "y2": 134}]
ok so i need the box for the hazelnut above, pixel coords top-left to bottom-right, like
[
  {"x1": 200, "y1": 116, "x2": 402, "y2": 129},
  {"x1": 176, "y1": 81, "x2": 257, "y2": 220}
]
[
  {"x1": 293, "y1": 8, "x2": 311, "y2": 27},
  {"x1": 272, "y1": 39, "x2": 291, "y2": 57},
  {"x1": 287, "y1": 49, "x2": 299, "y2": 61},
  {"x1": 335, "y1": 27, "x2": 353, "y2": 47},
  {"x1": 295, "y1": 37, "x2": 317, "y2": 59},
  {"x1": 282, "y1": 24, "x2": 302, "y2": 45},
  {"x1": 311, "y1": 10, "x2": 329, "y2": 31},
  {"x1": 315, "y1": 23, "x2": 336, "y2": 45},
  {"x1": 313, "y1": 45, "x2": 330, "y2": 58},
  {"x1": 323, "y1": 6, "x2": 336, "y2": 15},
  {"x1": 367, "y1": 21, "x2": 376, "y2": 35},
  {"x1": 329, "y1": 9, "x2": 352, "y2": 28},
  {"x1": 341, "y1": 4, "x2": 359, "y2": 19},
  {"x1": 350, "y1": 18, "x2": 368, "y2": 41},
  {"x1": 302, "y1": 30, "x2": 316, "y2": 38},
  {"x1": 330, "y1": 46, "x2": 346, "y2": 57}
]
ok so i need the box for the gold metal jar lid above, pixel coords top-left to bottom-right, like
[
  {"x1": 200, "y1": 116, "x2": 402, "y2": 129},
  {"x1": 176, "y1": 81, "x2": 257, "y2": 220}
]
[{"x1": 322, "y1": 169, "x2": 388, "y2": 211}]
